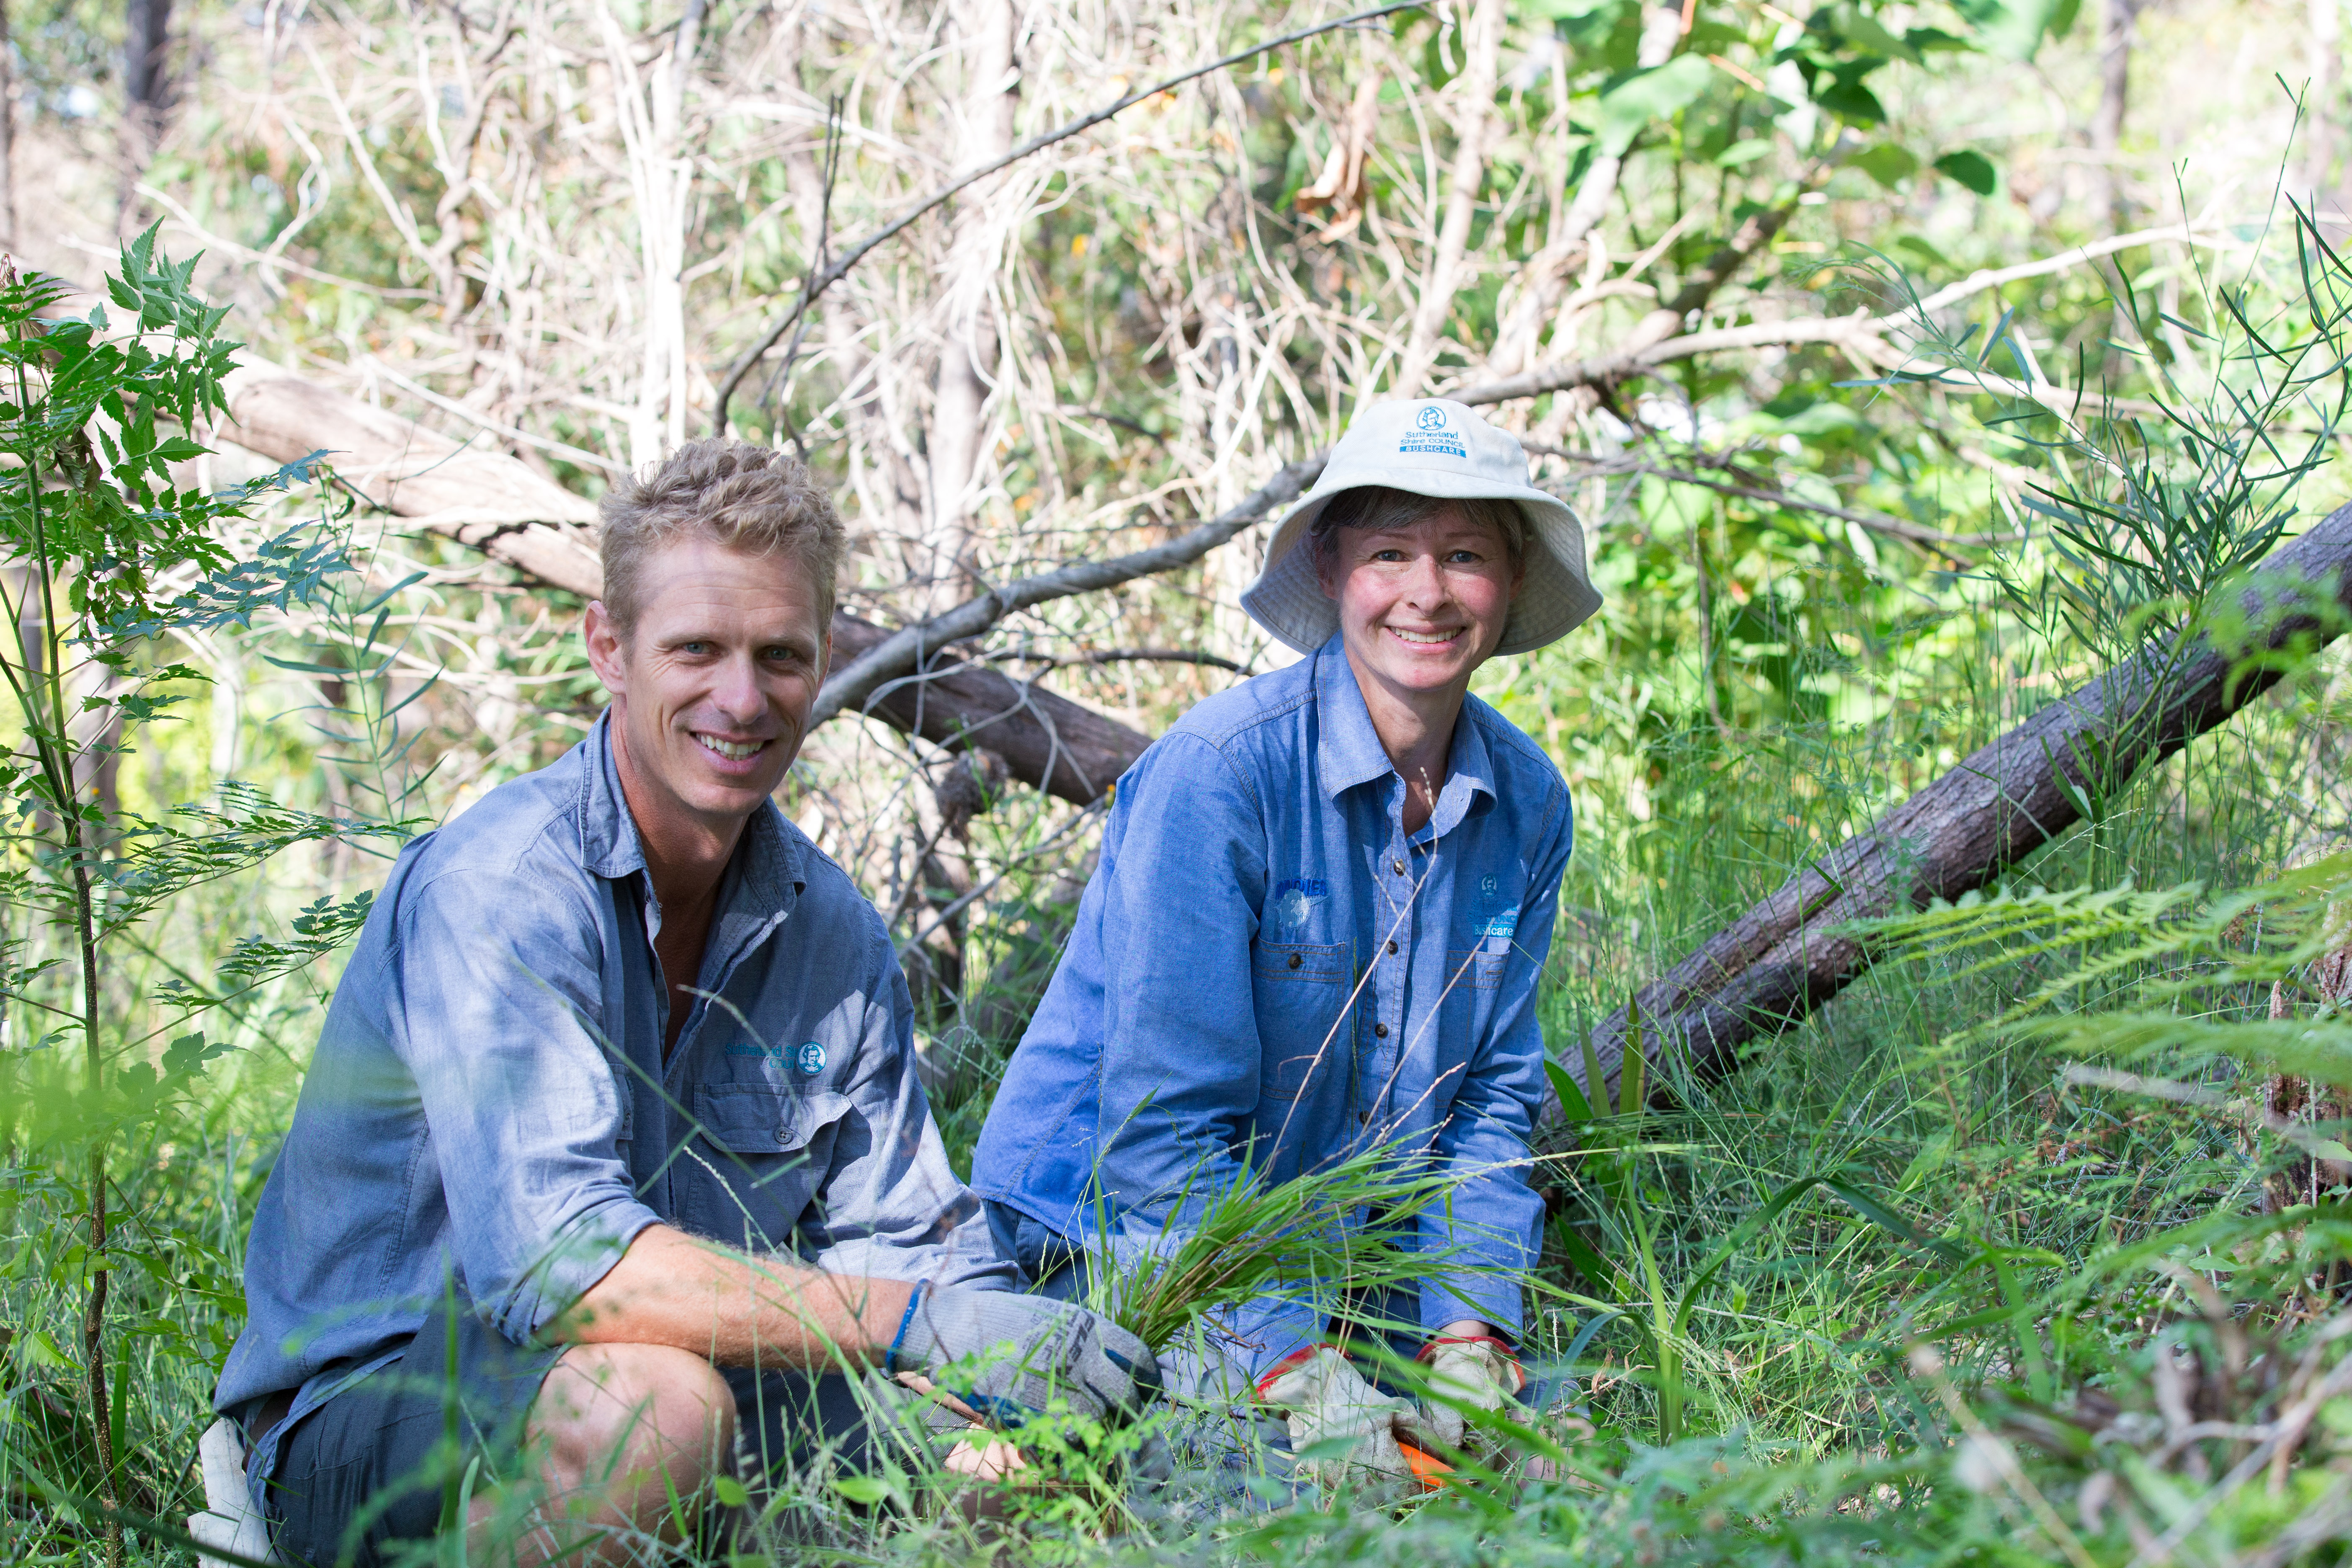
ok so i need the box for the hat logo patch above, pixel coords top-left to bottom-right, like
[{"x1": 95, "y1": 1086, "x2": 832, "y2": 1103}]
[{"x1": 1398, "y1": 403, "x2": 1467, "y2": 459}]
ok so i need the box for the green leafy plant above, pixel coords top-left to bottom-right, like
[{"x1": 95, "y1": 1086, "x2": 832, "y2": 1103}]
[{"x1": 0, "y1": 230, "x2": 385, "y2": 1557}]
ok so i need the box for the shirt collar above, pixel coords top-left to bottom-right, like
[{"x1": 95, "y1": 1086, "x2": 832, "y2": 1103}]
[
  {"x1": 1313, "y1": 635, "x2": 1397, "y2": 801},
  {"x1": 1312, "y1": 634, "x2": 1500, "y2": 833},
  {"x1": 578, "y1": 709, "x2": 806, "y2": 909},
  {"x1": 1425, "y1": 698, "x2": 1496, "y2": 840},
  {"x1": 580, "y1": 710, "x2": 648, "y2": 881}
]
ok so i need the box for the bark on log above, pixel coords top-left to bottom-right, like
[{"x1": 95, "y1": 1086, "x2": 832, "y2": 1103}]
[
  {"x1": 218, "y1": 362, "x2": 1150, "y2": 807},
  {"x1": 1555, "y1": 500, "x2": 2352, "y2": 1121}
]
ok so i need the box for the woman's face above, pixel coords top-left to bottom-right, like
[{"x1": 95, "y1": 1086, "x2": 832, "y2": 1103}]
[{"x1": 1315, "y1": 504, "x2": 1522, "y2": 704}]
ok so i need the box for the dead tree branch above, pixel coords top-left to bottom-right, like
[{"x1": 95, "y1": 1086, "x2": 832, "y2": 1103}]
[
  {"x1": 1518, "y1": 437, "x2": 2016, "y2": 550},
  {"x1": 1548, "y1": 499, "x2": 2352, "y2": 1119},
  {"x1": 811, "y1": 454, "x2": 1326, "y2": 725},
  {"x1": 218, "y1": 361, "x2": 1150, "y2": 807}
]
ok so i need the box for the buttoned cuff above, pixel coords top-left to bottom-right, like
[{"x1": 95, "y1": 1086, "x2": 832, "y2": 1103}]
[{"x1": 1421, "y1": 1271, "x2": 1524, "y2": 1344}]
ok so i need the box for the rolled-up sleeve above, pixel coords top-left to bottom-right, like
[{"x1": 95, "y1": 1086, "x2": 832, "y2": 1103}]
[
  {"x1": 1420, "y1": 790, "x2": 1573, "y2": 1340},
  {"x1": 799, "y1": 924, "x2": 1014, "y2": 1290},
  {"x1": 388, "y1": 869, "x2": 661, "y2": 1342}
]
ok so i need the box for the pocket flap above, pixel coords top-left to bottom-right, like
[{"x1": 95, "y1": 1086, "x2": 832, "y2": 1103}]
[
  {"x1": 1444, "y1": 949, "x2": 1509, "y2": 991},
  {"x1": 693, "y1": 1086, "x2": 854, "y2": 1155},
  {"x1": 1253, "y1": 940, "x2": 1350, "y2": 983}
]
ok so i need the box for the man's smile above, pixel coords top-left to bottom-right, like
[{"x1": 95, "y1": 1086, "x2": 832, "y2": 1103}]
[{"x1": 694, "y1": 733, "x2": 770, "y2": 762}]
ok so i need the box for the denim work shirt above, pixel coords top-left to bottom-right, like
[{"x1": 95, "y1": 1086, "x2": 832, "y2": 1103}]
[
  {"x1": 217, "y1": 712, "x2": 1005, "y2": 1423},
  {"x1": 972, "y1": 635, "x2": 1571, "y2": 1375}
]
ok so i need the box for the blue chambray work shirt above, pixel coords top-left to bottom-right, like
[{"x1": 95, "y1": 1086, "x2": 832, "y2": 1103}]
[
  {"x1": 972, "y1": 634, "x2": 1572, "y2": 1377},
  {"x1": 217, "y1": 712, "x2": 1006, "y2": 1426}
]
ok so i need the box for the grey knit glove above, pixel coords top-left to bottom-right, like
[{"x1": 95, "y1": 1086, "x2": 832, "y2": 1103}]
[{"x1": 883, "y1": 1282, "x2": 1159, "y2": 1427}]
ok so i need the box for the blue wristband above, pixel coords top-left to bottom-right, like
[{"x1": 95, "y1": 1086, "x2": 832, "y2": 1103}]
[{"x1": 884, "y1": 1279, "x2": 929, "y2": 1376}]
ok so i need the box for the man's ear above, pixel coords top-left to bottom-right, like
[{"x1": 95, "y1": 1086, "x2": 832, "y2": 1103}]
[{"x1": 583, "y1": 601, "x2": 629, "y2": 697}]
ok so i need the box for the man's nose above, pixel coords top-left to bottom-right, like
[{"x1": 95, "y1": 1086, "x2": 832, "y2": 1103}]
[{"x1": 711, "y1": 653, "x2": 766, "y2": 720}]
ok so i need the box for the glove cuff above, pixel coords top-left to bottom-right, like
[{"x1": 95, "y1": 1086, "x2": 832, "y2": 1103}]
[
  {"x1": 1253, "y1": 1343, "x2": 1341, "y2": 1402},
  {"x1": 1417, "y1": 1334, "x2": 1525, "y2": 1392}
]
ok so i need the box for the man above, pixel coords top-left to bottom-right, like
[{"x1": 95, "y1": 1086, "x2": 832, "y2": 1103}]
[
  {"x1": 217, "y1": 440, "x2": 1154, "y2": 1565},
  {"x1": 973, "y1": 400, "x2": 1598, "y2": 1498}
]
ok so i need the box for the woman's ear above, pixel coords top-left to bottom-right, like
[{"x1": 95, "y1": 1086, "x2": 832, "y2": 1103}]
[{"x1": 1314, "y1": 536, "x2": 1342, "y2": 602}]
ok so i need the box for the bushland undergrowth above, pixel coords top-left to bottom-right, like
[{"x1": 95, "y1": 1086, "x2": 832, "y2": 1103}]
[{"x1": 14, "y1": 104, "x2": 2352, "y2": 1568}]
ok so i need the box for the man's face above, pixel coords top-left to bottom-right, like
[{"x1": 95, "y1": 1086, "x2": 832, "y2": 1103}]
[
  {"x1": 1315, "y1": 505, "x2": 1522, "y2": 703},
  {"x1": 584, "y1": 534, "x2": 830, "y2": 838}
]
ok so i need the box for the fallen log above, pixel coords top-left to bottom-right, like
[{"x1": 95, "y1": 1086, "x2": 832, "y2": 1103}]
[
  {"x1": 217, "y1": 362, "x2": 1150, "y2": 807},
  {"x1": 1555, "y1": 498, "x2": 2352, "y2": 1120}
]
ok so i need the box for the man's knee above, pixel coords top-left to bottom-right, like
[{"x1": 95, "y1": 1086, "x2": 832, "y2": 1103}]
[{"x1": 530, "y1": 1343, "x2": 737, "y2": 1492}]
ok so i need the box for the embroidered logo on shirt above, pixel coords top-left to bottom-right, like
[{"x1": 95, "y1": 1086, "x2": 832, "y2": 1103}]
[
  {"x1": 724, "y1": 1039, "x2": 830, "y2": 1076},
  {"x1": 1271, "y1": 876, "x2": 1328, "y2": 936},
  {"x1": 1475, "y1": 874, "x2": 1518, "y2": 950},
  {"x1": 1398, "y1": 403, "x2": 1467, "y2": 459}
]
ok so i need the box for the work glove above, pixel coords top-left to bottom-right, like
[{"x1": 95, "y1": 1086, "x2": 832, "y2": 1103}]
[
  {"x1": 1415, "y1": 1335, "x2": 1527, "y2": 1454},
  {"x1": 884, "y1": 1281, "x2": 1158, "y2": 1429},
  {"x1": 1257, "y1": 1345, "x2": 1433, "y2": 1505}
]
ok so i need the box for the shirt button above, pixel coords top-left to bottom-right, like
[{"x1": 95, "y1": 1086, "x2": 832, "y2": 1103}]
[
  {"x1": 1391, "y1": 859, "x2": 1406, "y2": 874},
  {"x1": 1374, "y1": 1023, "x2": 1389, "y2": 1038},
  {"x1": 1287, "y1": 952, "x2": 1303, "y2": 970},
  {"x1": 1385, "y1": 939, "x2": 1398, "y2": 954}
]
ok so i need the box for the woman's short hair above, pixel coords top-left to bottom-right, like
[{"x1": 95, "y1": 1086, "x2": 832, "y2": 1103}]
[
  {"x1": 597, "y1": 439, "x2": 847, "y2": 636},
  {"x1": 1308, "y1": 485, "x2": 1528, "y2": 572}
]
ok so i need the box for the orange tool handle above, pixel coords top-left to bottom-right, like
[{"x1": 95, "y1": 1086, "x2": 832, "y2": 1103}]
[{"x1": 1398, "y1": 1441, "x2": 1453, "y2": 1492}]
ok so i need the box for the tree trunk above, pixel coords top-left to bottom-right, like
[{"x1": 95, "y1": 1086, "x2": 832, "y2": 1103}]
[
  {"x1": 2092, "y1": 0, "x2": 2137, "y2": 233},
  {"x1": 216, "y1": 361, "x2": 1152, "y2": 807},
  {"x1": 1395, "y1": 0, "x2": 1506, "y2": 396},
  {"x1": 921, "y1": 0, "x2": 1020, "y2": 610},
  {"x1": 0, "y1": 0, "x2": 16, "y2": 250},
  {"x1": 2311, "y1": 0, "x2": 2342, "y2": 209},
  {"x1": 125, "y1": 0, "x2": 172, "y2": 118},
  {"x1": 1551, "y1": 499, "x2": 2352, "y2": 1120}
]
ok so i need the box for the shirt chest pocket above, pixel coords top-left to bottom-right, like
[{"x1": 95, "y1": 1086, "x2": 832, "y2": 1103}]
[
  {"x1": 685, "y1": 1085, "x2": 856, "y2": 1251},
  {"x1": 1251, "y1": 941, "x2": 1351, "y2": 1103},
  {"x1": 1437, "y1": 947, "x2": 1510, "y2": 1059}
]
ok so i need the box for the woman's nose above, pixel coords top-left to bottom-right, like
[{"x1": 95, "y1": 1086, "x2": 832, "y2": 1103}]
[{"x1": 1399, "y1": 554, "x2": 1447, "y2": 605}]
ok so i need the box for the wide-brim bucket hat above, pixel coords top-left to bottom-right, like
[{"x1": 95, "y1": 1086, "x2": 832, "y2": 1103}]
[{"x1": 1240, "y1": 398, "x2": 1601, "y2": 657}]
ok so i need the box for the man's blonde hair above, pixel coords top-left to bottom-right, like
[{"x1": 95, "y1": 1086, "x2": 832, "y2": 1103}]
[{"x1": 597, "y1": 439, "x2": 847, "y2": 635}]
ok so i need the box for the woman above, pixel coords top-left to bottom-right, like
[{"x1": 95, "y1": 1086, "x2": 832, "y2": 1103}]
[{"x1": 972, "y1": 398, "x2": 1599, "y2": 1495}]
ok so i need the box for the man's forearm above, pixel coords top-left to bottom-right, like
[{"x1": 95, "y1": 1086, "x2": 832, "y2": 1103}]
[{"x1": 563, "y1": 1224, "x2": 915, "y2": 1368}]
